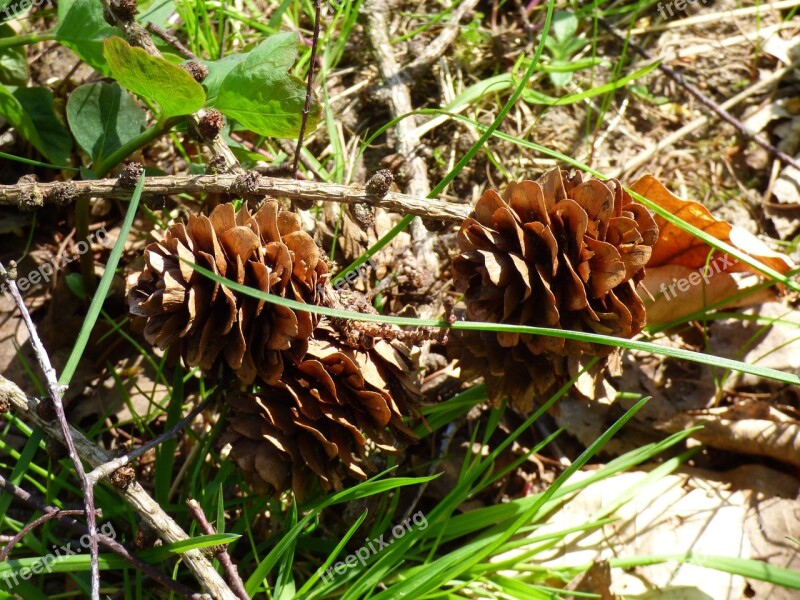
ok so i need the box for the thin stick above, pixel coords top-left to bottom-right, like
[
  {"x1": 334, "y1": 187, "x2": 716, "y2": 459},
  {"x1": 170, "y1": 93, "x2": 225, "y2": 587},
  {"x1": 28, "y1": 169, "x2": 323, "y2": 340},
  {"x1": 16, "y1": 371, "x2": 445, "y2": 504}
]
[
  {"x1": 0, "y1": 509, "x2": 89, "y2": 561},
  {"x1": 404, "y1": 0, "x2": 482, "y2": 72},
  {"x1": 86, "y1": 394, "x2": 214, "y2": 485},
  {"x1": 0, "y1": 174, "x2": 471, "y2": 221},
  {"x1": 186, "y1": 500, "x2": 249, "y2": 600},
  {"x1": 0, "y1": 261, "x2": 101, "y2": 600},
  {"x1": 0, "y1": 374, "x2": 239, "y2": 599},
  {"x1": 364, "y1": 0, "x2": 438, "y2": 278},
  {"x1": 292, "y1": 0, "x2": 322, "y2": 177},
  {"x1": 145, "y1": 22, "x2": 200, "y2": 61},
  {"x1": 599, "y1": 18, "x2": 800, "y2": 174},
  {"x1": 0, "y1": 474, "x2": 203, "y2": 600},
  {"x1": 608, "y1": 56, "x2": 800, "y2": 178}
]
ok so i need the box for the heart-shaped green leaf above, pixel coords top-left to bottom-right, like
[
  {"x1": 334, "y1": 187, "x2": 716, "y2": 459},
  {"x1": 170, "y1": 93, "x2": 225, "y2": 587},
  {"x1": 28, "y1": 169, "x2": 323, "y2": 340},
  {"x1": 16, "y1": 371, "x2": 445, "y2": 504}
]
[
  {"x1": 103, "y1": 36, "x2": 206, "y2": 121},
  {"x1": 13, "y1": 87, "x2": 73, "y2": 165},
  {"x1": 209, "y1": 32, "x2": 320, "y2": 139},
  {"x1": 66, "y1": 82, "x2": 147, "y2": 165},
  {"x1": 56, "y1": 0, "x2": 120, "y2": 75}
]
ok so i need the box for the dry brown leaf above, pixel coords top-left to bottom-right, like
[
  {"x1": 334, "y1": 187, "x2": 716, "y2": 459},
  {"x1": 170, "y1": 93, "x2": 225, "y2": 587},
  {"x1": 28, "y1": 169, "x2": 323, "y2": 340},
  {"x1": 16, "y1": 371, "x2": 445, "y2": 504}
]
[
  {"x1": 497, "y1": 466, "x2": 800, "y2": 599},
  {"x1": 640, "y1": 265, "x2": 778, "y2": 324},
  {"x1": 630, "y1": 176, "x2": 795, "y2": 322},
  {"x1": 630, "y1": 175, "x2": 795, "y2": 274}
]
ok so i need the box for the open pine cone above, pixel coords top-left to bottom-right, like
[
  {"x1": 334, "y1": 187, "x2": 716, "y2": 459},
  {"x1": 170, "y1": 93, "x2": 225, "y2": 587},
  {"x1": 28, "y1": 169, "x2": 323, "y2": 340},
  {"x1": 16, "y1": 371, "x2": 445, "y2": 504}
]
[
  {"x1": 221, "y1": 323, "x2": 417, "y2": 498},
  {"x1": 451, "y1": 168, "x2": 658, "y2": 411},
  {"x1": 128, "y1": 201, "x2": 326, "y2": 385}
]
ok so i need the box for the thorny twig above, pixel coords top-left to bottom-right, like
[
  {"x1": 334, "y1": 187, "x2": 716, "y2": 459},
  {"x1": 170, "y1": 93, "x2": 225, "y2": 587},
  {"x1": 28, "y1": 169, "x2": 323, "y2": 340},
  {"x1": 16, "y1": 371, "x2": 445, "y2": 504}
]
[
  {"x1": 186, "y1": 500, "x2": 249, "y2": 600},
  {"x1": 86, "y1": 394, "x2": 216, "y2": 486},
  {"x1": 0, "y1": 374, "x2": 238, "y2": 599},
  {"x1": 0, "y1": 174, "x2": 471, "y2": 221},
  {"x1": 600, "y1": 18, "x2": 800, "y2": 174},
  {"x1": 0, "y1": 474, "x2": 204, "y2": 599},
  {"x1": 0, "y1": 261, "x2": 101, "y2": 600}
]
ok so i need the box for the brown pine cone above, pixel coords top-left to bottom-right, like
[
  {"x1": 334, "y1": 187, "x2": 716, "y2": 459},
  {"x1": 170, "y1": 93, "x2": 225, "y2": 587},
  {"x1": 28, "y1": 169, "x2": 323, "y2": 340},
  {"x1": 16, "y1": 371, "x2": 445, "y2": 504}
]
[
  {"x1": 451, "y1": 168, "x2": 658, "y2": 411},
  {"x1": 221, "y1": 324, "x2": 417, "y2": 498},
  {"x1": 128, "y1": 202, "x2": 326, "y2": 384}
]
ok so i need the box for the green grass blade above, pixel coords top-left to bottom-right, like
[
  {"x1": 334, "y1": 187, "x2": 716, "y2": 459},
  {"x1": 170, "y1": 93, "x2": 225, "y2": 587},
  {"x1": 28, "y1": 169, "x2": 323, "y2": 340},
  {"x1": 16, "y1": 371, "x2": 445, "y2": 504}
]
[
  {"x1": 182, "y1": 258, "x2": 800, "y2": 385},
  {"x1": 58, "y1": 172, "x2": 144, "y2": 386}
]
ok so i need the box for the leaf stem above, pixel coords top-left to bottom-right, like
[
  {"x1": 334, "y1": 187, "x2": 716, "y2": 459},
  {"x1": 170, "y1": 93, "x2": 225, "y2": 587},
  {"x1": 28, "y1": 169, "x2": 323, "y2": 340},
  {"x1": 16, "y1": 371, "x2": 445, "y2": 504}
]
[
  {"x1": 92, "y1": 118, "x2": 176, "y2": 178},
  {"x1": 0, "y1": 30, "x2": 56, "y2": 49},
  {"x1": 77, "y1": 118, "x2": 175, "y2": 292}
]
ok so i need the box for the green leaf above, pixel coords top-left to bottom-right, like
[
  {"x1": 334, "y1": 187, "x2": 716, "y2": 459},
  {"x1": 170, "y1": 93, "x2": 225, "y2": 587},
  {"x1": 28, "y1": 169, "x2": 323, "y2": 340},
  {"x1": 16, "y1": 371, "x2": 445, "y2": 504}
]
[
  {"x1": 13, "y1": 87, "x2": 73, "y2": 165},
  {"x1": 0, "y1": 24, "x2": 28, "y2": 85},
  {"x1": 201, "y1": 52, "x2": 248, "y2": 105},
  {"x1": 56, "y1": 0, "x2": 120, "y2": 76},
  {"x1": 0, "y1": 84, "x2": 43, "y2": 156},
  {"x1": 66, "y1": 81, "x2": 147, "y2": 165},
  {"x1": 551, "y1": 10, "x2": 578, "y2": 44},
  {"x1": 548, "y1": 63, "x2": 572, "y2": 88},
  {"x1": 210, "y1": 32, "x2": 321, "y2": 138},
  {"x1": 103, "y1": 36, "x2": 206, "y2": 120},
  {"x1": 0, "y1": 85, "x2": 71, "y2": 165}
]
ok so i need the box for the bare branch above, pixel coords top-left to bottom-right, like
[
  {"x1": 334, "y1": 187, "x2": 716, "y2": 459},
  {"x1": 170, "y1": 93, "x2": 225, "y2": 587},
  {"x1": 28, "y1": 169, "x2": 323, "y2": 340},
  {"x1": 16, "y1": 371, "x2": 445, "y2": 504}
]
[
  {"x1": 0, "y1": 261, "x2": 101, "y2": 600},
  {"x1": 0, "y1": 508, "x2": 90, "y2": 562},
  {"x1": 0, "y1": 375, "x2": 239, "y2": 600},
  {"x1": 403, "y1": 0, "x2": 481, "y2": 72},
  {"x1": 292, "y1": 0, "x2": 322, "y2": 178},
  {"x1": 0, "y1": 474, "x2": 204, "y2": 599},
  {"x1": 0, "y1": 174, "x2": 471, "y2": 221},
  {"x1": 86, "y1": 394, "x2": 215, "y2": 486},
  {"x1": 599, "y1": 18, "x2": 800, "y2": 174},
  {"x1": 187, "y1": 500, "x2": 250, "y2": 600},
  {"x1": 364, "y1": 0, "x2": 438, "y2": 279}
]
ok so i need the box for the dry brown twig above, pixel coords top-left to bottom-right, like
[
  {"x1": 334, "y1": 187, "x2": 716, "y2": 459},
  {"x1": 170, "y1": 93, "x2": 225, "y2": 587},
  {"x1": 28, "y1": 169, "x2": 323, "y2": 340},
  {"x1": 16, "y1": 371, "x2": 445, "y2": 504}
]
[
  {"x1": 0, "y1": 474, "x2": 204, "y2": 599},
  {"x1": 403, "y1": 0, "x2": 481, "y2": 72},
  {"x1": 0, "y1": 261, "x2": 101, "y2": 599},
  {"x1": 609, "y1": 56, "x2": 800, "y2": 179},
  {"x1": 86, "y1": 394, "x2": 215, "y2": 486},
  {"x1": 187, "y1": 500, "x2": 249, "y2": 600},
  {"x1": 0, "y1": 374, "x2": 239, "y2": 599},
  {"x1": 0, "y1": 173, "x2": 471, "y2": 221},
  {"x1": 600, "y1": 18, "x2": 800, "y2": 174},
  {"x1": 363, "y1": 0, "x2": 439, "y2": 285}
]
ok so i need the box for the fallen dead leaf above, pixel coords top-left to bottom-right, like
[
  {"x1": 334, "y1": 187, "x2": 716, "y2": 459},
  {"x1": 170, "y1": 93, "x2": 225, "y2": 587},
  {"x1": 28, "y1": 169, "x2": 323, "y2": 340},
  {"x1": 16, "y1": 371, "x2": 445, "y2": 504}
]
[
  {"x1": 631, "y1": 175, "x2": 795, "y2": 275},
  {"x1": 630, "y1": 175, "x2": 796, "y2": 323},
  {"x1": 639, "y1": 265, "x2": 777, "y2": 324},
  {"x1": 494, "y1": 466, "x2": 800, "y2": 599}
]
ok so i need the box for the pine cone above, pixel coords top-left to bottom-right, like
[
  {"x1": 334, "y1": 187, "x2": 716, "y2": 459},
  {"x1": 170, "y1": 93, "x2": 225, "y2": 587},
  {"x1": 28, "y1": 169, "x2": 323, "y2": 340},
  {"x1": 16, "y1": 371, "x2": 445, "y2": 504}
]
[
  {"x1": 128, "y1": 202, "x2": 326, "y2": 384},
  {"x1": 451, "y1": 168, "x2": 658, "y2": 411},
  {"x1": 221, "y1": 324, "x2": 417, "y2": 498}
]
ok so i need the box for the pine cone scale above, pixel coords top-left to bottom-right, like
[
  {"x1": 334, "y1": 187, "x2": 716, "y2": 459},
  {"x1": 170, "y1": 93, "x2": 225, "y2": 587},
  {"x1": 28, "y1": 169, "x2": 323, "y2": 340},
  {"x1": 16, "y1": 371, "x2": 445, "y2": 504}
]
[{"x1": 451, "y1": 168, "x2": 658, "y2": 410}]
